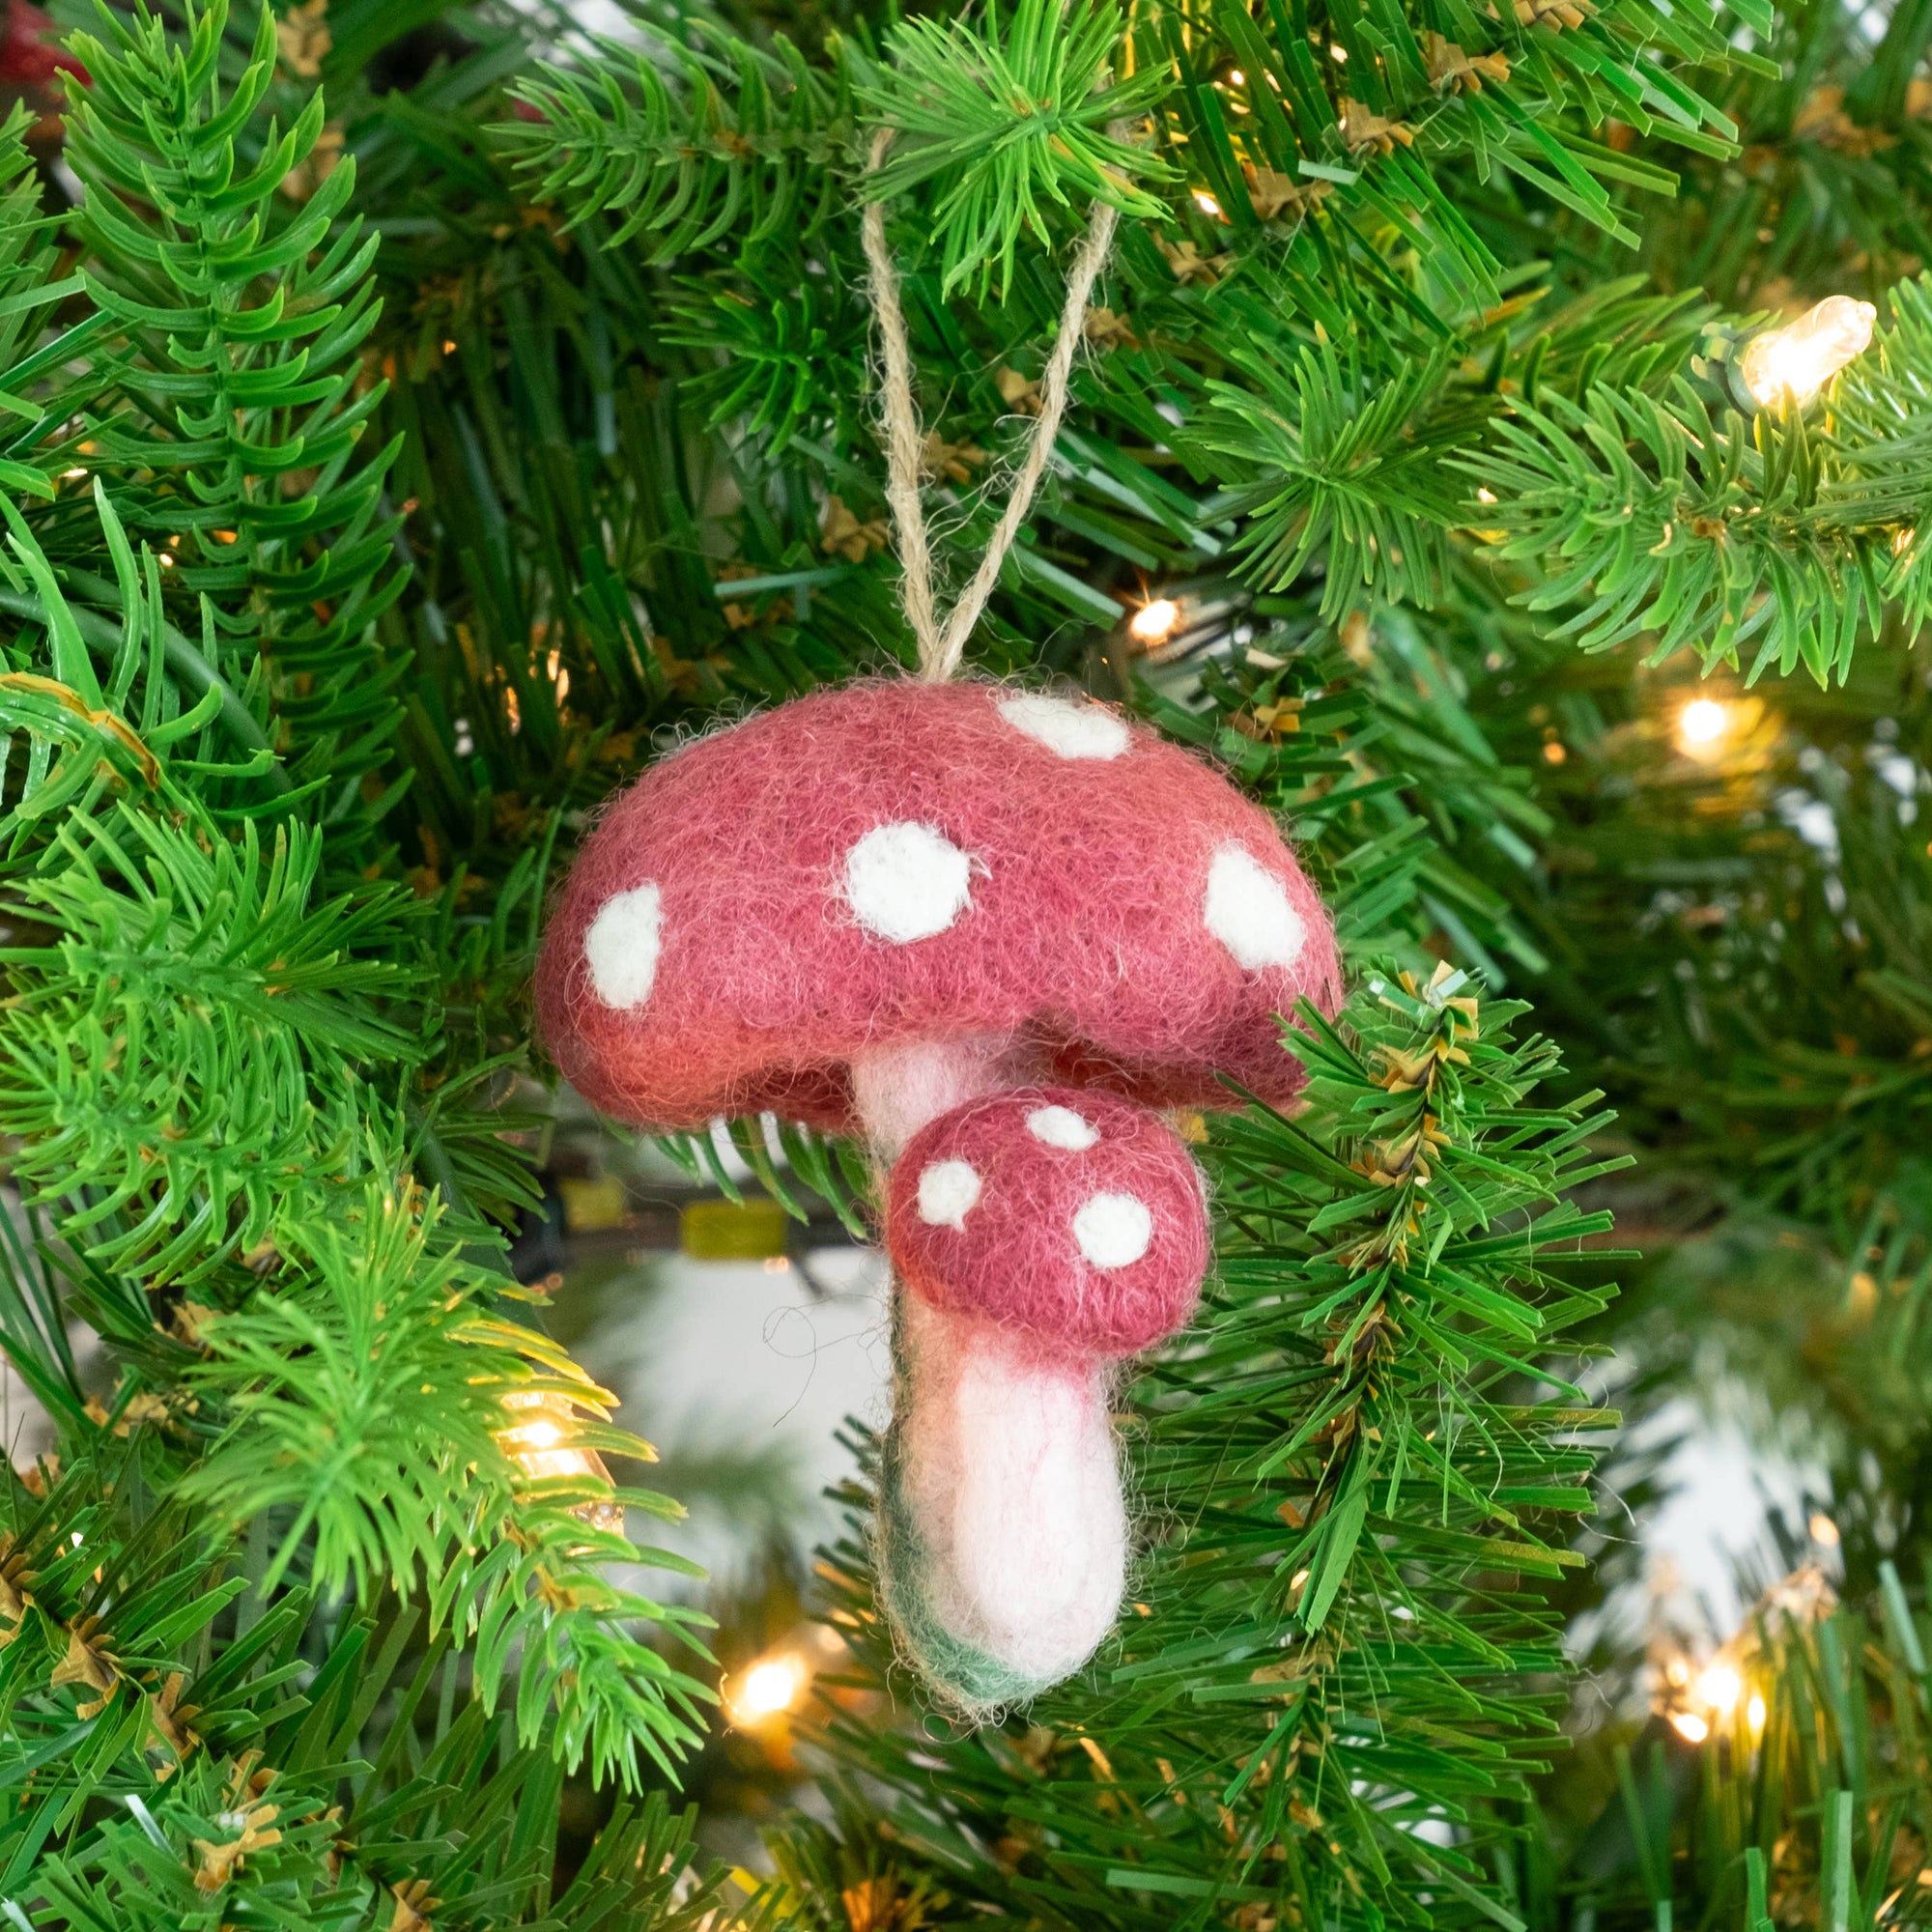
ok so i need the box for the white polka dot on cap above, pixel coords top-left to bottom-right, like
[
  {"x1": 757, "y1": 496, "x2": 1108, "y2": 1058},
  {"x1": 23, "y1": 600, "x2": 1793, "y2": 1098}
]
[
  {"x1": 1027, "y1": 1104, "x2": 1099, "y2": 1151},
  {"x1": 918, "y1": 1158, "x2": 982, "y2": 1231},
  {"x1": 843, "y1": 822, "x2": 974, "y2": 943},
  {"x1": 1073, "y1": 1192, "x2": 1153, "y2": 1268},
  {"x1": 584, "y1": 882, "x2": 664, "y2": 1009},
  {"x1": 995, "y1": 691, "x2": 1132, "y2": 761},
  {"x1": 1204, "y1": 843, "x2": 1306, "y2": 972}
]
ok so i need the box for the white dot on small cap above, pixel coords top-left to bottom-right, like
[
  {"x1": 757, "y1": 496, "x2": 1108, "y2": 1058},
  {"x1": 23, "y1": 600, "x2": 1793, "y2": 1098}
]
[
  {"x1": 1205, "y1": 844, "x2": 1306, "y2": 972},
  {"x1": 1073, "y1": 1192, "x2": 1153, "y2": 1269},
  {"x1": 843, "y1": 822, "x2": 973, "y2": 943},
  {"x1": 584, "y1": 883, "x2": 664, "y2": 1009},
  {"x1": 996, "y1": 692, "x2": 1131, "y2": 761},
  {"x1": 918, "y1": 1158, "x2": 982, "y2": 1231},
  {"x1": 1027, "y1": 1104, "x2": 1099, "y2": 1151}
]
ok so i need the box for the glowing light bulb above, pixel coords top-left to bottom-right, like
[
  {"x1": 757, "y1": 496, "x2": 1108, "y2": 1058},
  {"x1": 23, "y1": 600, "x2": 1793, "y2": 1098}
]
[
  {"x1": 1677, "y1": 697, "x2": 1732, "y2": 753},
  {"x1": 1193, "y1": 190, "x2": 1222, "y2": 218},
  {"x1": 1810, "y1": 1512, "x2": 1840, "y2": 1547},
  {"x1": 726, "y1": 1654, "x2": 807, "y2": 1725},
  {"x1": 1669, "y1": 1711, "x2": 1710, "y2": 1744},
  {"x1": 1740, "y1": 296, "x2": 1876, "y2": 408},
  {"x1": 497, "y1": 1389, "x2": 625, "y2": 1532},
  {"x1": 1130, "y1": 597, "x2": 1181, "y2": 644},
  {"x1": 1695, "y1": 1663, "x2": 1742, "y2": 1715},
  {"x1": 1228, "y1": 68, "x2": 1245, "y2": 84},
  {"x1": 1747, "y1": 1692, "x2": 1767, "y2": 1732}
]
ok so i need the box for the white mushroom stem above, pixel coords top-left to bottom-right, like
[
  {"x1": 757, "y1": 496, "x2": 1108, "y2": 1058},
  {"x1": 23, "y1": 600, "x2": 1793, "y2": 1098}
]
[
  {"x1": 854, "y1": 1035, "x2": 1127, "y2": 1702},
  {"x1": 850, "y1": 1034, "x2": 1017, "y2": 1159},
  {"x1": 893, "y1": 1297, "x2": 1126, "y2": 1698}
]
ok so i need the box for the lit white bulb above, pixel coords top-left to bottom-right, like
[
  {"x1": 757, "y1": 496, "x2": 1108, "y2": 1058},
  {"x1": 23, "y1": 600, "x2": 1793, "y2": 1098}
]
[
  {"x1": 1741, "y1": 296, "x2": 1876, "y2": 408},
  {"x1": 1129, "y1": 597, "x2": 1181, "y2": 644},
  {"x1": 728, "y1": 1655, "x2": 806, "y2": 1724},
  {"x1": 1669, "y1": 1711, "x2": 1710, "y2": 1744},
  {"x1": 1694, "y1": 1663, "x2": 1742, "y2": 1716},
  {"x1": 497, "y1": 1389, "x2": 620, "y2": 1528},
  {"x1": 1678, "y1": 697, "x2": 1731, "y2": 751}
]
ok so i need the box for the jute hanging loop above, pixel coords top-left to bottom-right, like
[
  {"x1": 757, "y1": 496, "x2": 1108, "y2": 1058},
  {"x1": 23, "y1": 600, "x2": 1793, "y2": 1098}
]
[{"x1": 861, "y1": 127, "x2": 1124, "y2": 683}]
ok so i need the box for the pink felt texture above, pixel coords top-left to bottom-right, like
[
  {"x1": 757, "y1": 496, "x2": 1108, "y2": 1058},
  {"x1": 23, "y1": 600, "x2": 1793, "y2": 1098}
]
[
  {"x1": 535, "y1": 678, "x2": 1341, "y2": 1132},
  {"x1": 887, "y1": 1087, "x2": 1208, "y2": 1357}
]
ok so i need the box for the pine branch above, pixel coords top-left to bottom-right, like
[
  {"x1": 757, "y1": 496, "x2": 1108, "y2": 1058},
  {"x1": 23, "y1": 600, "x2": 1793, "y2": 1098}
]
[
  {"x1": 8, "y1": 1574, "x2": 724, "y2": 1926},
  {"x1": 861, "y1": 0, "x2": 1171, "y2": 298},
  {"x1": 64, "y1": 0, "x2": 407, "y2": 808},
  {"x1": 501, "y1": 19, "x2": 849, "y2": 263},
  {"x1": 1198, "y1": 338, "x2": 1475, "y2": 620}
]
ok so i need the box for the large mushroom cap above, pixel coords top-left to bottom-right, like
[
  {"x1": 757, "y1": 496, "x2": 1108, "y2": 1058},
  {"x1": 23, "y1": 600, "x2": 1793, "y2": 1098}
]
[
  {"x1": 536, "y1": 678, "x2": 1340, "y2": 1131},
  {"x1": 888, "y1": 1087, "x2": 1207, "y2": 1358}
]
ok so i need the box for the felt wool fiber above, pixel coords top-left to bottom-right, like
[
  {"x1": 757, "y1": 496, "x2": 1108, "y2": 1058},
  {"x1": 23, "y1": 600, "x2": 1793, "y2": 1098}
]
[
  {"x1": 879, "y1": 1295, "x2": 1128, "y2": 1711},
  {"x1": 535, "y1": 678, "x2": 1341, "y2": 1134},
  {"x1": 888, "y1": 1086, "x2": 1208, "y2": 1359}
]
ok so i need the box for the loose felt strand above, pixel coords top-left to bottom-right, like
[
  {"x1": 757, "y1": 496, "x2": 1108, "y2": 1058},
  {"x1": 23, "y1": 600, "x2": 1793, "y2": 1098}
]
[{"x1": 861, "y1": 129, "x2": 1123, "y2": 684}]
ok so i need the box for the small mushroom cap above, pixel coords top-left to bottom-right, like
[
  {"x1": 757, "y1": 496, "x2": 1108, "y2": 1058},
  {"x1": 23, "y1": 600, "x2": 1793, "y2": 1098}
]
[
  {"x1": 536, "y1": 678, "x2": 1340, "y2": 1131},
  {"x1": 887, "y1": 1088, "x2": 1208, "y2": 1358}
]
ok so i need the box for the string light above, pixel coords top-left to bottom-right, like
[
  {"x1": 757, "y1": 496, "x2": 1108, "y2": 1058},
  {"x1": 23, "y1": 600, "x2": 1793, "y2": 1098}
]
[
  {"x1": 498, "y1": 1389, "x2": 625, "y2": 1534},
  {"x1": 724, "y1": 1650, "x2": 808, "y2": 1726},
  {"x1": 1660, "y1": 1646, "x2": 1751, "y2": 1745},
  {"x1": 1658, "y1": 1562, "x2": 1838, "y2": 1748},
  {"x1": 1677, "y1": 696, "x2": 1733, "y2": 753},
  {"x1": 1129, "y1": 597, "x2": 1181, "y2": 645},
  {"x1": 1740, "y1": 295, "x2": 1876, "y2": 408},
  {"x1": 1694, "y1": 1662, "x2": 1742, "y2": 1716},
  {"x1": 1193, "y1": 190, "x2": 1222, "y2": 218},
  {"x1": 721, "y1": 1624, "x2": 849, "y2": 1738}
]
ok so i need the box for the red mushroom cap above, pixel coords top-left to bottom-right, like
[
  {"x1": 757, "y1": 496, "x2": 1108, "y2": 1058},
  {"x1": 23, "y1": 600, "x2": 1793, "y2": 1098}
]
[
  {"x1": 536, "y1": 678, "x2": 1340, "y2": 1132},
  {"x1": 887, "y1": 1088, "x2": 1207, "y2": 1358}
]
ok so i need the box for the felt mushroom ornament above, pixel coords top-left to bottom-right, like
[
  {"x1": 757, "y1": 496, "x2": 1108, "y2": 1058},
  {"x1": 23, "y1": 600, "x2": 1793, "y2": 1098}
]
[
  {"x1": 537, "y1": 682, "x2": 1340, "y2": 1703},
  {"x1": 534, "y1": 134, "x2": 1343, "y2": 1708}
]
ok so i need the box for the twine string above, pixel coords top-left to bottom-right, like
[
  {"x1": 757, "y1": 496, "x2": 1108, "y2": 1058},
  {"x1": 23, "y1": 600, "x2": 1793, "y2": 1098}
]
[{"x1": 861, "y1": 127, "x2": 1122, "y2": 683}]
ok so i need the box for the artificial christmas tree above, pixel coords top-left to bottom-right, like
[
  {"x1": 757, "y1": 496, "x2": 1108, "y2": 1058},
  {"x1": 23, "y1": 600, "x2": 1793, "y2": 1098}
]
[{"x1": 1, "y1": 0, "x2": 1931, "y2": 1922}]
